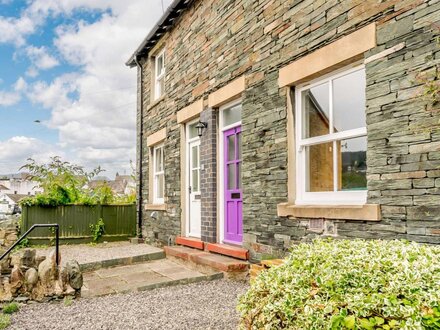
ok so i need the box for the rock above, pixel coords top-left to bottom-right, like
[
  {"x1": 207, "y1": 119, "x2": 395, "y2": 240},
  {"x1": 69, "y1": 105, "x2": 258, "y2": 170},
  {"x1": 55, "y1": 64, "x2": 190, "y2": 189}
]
[
  {"x1": 11, "y1": 249, "x2": 36, "y2": 268},
  {"x1": 59, "y1": 267, "x2": 69, "y2": 291},
  {"x1": 64, "y1": 284, "x2": 76, "y2": 296},
  {"x1": 65, "y1": 260, "x2": 83, "y2": 290},
  {"x1": 5, "y1": 232, "x2": 18, "y2": 243},
  {"x1": 54, "y1": 280, "x2": 63, "y2": 297},
  {"x1": 0, "y1": 229, "x2": 6, "y2": 240},
  {"x1": 49, "y1": 249, "x2": 61, "y2": 266},
  {"x1": 10, "y1": 265, "x2": 24, "y2": 294},
  {"x1": 24, "y1": 268, "x2": 38, "y2": 290},
  {"x1": 35, "y1": 256, "x2": 46, "y2": 267},
  {"x1": 0, "y1": 277, "x2": 12, "y2": 302},
  {"x1": 0, "y1": 257, "x2": 10, "y2": 275},
  {"x1": 14, "y1": 296, "x2": 30, "y2": 303},
  {"x1": 38, "y1": 258, "x2": 56, "y2": 287}
]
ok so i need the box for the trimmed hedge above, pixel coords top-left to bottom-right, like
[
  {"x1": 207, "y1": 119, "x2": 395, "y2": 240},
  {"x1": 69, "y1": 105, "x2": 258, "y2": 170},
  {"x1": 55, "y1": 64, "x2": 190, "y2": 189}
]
[{"x1": 238, "y1": 239, "x2": 440, "y2": 329}]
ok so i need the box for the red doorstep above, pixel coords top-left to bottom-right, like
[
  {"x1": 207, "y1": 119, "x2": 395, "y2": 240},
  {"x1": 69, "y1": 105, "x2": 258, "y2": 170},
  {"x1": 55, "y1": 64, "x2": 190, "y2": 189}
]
[
  {"x1": 175, "y1": 236, "x2": 205, "y2": 250},
  {"x1": 206, "y1": 243, "x2": 249, "y2": 260}
]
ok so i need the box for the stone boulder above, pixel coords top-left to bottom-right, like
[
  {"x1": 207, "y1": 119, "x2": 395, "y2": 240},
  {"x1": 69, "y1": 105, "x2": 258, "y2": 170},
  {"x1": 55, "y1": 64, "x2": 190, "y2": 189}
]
[
  {"x1": 38, "y1": 257, "x2": 56, "y2": 288},
  {"x1": 24, "y1": 268, "x2": 38, "y2": 290},
  {"x1": 65, "y1": 260, "x2": 83, "y2": 290},
  {"x1": 11, "y1": 249, "x2": 36, "y2": 268},
  {"x1": 10, "y1": 265, "x2": 24, "y2": 294}
]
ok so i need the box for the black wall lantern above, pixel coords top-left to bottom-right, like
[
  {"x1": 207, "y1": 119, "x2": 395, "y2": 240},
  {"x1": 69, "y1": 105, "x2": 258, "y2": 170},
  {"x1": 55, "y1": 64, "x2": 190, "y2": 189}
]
[{"x1": 195, "y1": 121, "x2": 208, "y2": 137}]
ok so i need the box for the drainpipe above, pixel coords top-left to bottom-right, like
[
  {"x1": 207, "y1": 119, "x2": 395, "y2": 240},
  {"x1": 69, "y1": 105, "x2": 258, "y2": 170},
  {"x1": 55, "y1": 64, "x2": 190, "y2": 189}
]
[{"x1": 134, "y1": 55, "x2": 144, "y2": 238}]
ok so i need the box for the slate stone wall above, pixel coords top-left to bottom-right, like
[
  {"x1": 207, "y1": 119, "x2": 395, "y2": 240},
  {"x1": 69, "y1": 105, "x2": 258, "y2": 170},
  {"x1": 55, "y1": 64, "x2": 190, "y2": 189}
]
[{"x1": 137, "y1": 0, "x2": 440, "y2": 258}]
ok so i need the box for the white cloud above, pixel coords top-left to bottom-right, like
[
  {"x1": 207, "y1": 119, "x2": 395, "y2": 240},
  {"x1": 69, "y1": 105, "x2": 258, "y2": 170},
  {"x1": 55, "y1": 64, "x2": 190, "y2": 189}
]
[
  {"x1": 0, "y1": 136, "x2": 62, "y2": 173},
  {"x1": 25, "y1": 45, "x2": 59, "y2": 70},
  {"x1": 13, "y1": 77, "x2": 27, "y2": 92},
  {"x1": 0, "y1": 90, "x2": 20, "y2": 106}
]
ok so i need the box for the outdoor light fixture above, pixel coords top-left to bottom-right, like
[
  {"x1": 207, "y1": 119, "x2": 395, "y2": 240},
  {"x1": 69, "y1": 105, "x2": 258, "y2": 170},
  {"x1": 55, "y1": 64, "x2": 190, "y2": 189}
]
[{"x1": 195, "y1": 121, "x2": 208, "y2": 137}]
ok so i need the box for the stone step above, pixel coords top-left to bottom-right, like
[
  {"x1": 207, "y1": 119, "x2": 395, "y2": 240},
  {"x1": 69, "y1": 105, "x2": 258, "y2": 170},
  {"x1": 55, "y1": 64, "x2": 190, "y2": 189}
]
[
  {"x1": 81, "y1": 258, "x2": 223, "y2": 298},
  {"x1": 206, "y1": 243, "x2": 249, "y2": 260},
  {"x1": 164, "y1": 246, "x2": 249, "y2": 277},
  {"x1": 175, "y1": 236, "x2": 205, "y2": 250}
]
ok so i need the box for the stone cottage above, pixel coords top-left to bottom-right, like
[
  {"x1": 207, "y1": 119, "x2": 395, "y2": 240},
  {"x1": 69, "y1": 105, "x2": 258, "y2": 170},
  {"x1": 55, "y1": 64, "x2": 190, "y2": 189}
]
[{"x1": 127, "y1": 0, "x2": 440, "y2": 260}]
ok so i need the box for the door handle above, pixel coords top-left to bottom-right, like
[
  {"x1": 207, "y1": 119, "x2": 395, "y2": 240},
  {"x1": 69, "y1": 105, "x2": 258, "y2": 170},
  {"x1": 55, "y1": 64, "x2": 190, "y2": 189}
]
[{"x1": 189, "y1": 186, "x2": 192, "y2": 194}]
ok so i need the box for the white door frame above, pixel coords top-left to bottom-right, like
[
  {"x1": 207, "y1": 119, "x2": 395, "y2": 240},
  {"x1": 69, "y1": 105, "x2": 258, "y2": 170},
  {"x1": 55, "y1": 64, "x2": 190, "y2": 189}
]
[
  {"x1": 186, "y1": 119, "x2": 201, "y2": 238},
  {"x1": 218, "y1": 99, "x2": 242, "y2": 244}
]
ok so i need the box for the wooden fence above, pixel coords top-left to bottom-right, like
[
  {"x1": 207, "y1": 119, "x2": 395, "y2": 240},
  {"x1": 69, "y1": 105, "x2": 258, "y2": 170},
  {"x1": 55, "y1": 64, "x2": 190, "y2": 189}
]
[{"x1": 21, "y1": 204, "x2": 136, "y2": 244}]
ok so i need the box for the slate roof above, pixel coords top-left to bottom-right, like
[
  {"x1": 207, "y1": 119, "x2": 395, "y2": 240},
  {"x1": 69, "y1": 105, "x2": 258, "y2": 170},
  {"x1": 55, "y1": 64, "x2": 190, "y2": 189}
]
[
  {"x1": 126, "y1": 0, "x2": 192, "y2": 67},
  {"x1": 5, "y1": 194, "x2": 28, "y2": 203}
]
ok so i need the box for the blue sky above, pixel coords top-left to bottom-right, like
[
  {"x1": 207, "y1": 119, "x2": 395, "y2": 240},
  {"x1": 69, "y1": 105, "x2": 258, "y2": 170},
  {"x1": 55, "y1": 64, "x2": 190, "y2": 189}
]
[{"x1": 0, "y1": 0, "x2": 172, "y2": 177}]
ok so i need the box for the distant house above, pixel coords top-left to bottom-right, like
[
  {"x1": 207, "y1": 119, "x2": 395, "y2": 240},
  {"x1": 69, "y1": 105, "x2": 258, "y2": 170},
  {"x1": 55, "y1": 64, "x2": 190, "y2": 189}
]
[
  {"x1": 127, "y1": 0, "x2": 440, "y2": 260},
  {"x1": 86, "y1": 174, "x2": 135, "y2": 196},
  {"x1": 0, "y1": 193, "x2": 27, "y2": 215}
]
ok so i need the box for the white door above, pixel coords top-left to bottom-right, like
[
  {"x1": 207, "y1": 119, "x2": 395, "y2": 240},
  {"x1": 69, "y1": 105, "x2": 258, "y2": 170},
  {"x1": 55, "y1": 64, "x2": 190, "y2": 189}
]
[{"x1": 187, "y1": 138, "x2": 201, "y2": 238}]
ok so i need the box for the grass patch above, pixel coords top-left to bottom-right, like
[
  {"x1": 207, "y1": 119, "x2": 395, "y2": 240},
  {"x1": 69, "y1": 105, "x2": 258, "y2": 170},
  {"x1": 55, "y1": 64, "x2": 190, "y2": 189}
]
[
  {"x1": 2, "y1": 302, "x2": 19, "y2": 314},
  {"x1": 0, "y1": 314, "x2": 10, "y2": 330}
]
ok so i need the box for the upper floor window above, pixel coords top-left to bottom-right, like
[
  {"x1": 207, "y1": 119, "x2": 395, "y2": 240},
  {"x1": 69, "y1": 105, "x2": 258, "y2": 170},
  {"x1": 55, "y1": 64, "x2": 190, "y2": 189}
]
[
  {"x1": 295, "y1": 65, "x2": 367, "y2": 205},
  {"x1": 154, "y1": 50, "x2": 165, "y2": 100},
  {"x1": 153, "y1": 144, "x2": 164, "y2": 204}
]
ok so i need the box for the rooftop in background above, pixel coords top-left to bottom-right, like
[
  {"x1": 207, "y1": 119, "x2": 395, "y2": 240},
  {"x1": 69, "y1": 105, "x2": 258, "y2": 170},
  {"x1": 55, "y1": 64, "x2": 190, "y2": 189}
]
[
  {"x1": 126, "y1": 0, "x2": 192, "y2": 67},
  {"x1": 5, "y1": 194, "x2": 29, "y2": 203}
]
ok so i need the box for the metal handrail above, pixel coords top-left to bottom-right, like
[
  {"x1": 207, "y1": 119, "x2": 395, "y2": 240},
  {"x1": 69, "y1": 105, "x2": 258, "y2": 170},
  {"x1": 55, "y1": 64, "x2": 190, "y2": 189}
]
[{"x1": 0, "y1": 224, "x2": 59, "y2": 266}]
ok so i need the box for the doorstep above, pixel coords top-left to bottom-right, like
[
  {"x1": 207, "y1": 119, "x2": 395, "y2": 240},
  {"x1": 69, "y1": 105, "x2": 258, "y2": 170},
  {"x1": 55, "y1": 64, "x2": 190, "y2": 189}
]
[
  {"x1": 164, "y1": 246, "x2": 249, "y2": 277},
  {"x1": 206, "y1": 243, "x2": 249, "y2": 260},
  {"x1": 175, "y1": 236, "x2": 205, "y2": 250}
]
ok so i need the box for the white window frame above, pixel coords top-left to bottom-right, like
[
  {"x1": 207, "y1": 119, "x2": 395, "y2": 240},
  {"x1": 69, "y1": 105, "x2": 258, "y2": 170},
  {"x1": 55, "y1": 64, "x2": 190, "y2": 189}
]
[
  {"x1": 153, "y1": 144, "x2": 165, "y2": 204},
  {"x1": 154, "y1": 49, "x2": 165, "y2": 100},
  {"x1": 295, "y1": 65, "x2": 367, "y2": 205}
]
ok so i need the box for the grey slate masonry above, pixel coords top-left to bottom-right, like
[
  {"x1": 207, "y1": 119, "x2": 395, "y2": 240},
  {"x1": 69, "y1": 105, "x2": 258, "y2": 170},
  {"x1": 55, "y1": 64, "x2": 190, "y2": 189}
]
[{"x1": 132, "y1": 0, "x2": 440, "y2": 260}]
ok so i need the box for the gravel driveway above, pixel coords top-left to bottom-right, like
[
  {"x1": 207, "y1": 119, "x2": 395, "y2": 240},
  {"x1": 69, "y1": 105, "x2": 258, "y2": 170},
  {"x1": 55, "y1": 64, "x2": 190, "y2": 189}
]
[{"x1": 10, "y1": 280, "x2": 248, "y2": 330}]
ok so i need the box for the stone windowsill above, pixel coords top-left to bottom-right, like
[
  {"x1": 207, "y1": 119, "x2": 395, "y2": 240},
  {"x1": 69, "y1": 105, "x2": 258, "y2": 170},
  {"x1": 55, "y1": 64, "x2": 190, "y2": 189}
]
[
  {"x1": 147, "y1": 95, "x2": 166, "y2": 110},
  {"x1": 145, "y1": 204, "x2": 167, "y2": 211},
  {"x1": 277, "y1": 203, "x2": 381, "y2": 221}
]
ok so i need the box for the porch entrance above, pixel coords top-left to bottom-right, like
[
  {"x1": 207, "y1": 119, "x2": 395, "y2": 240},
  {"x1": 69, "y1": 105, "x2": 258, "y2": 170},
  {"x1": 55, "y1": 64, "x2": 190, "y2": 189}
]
[{"x1": 186, "y1": 121, "x2": 201, "y2": 238}]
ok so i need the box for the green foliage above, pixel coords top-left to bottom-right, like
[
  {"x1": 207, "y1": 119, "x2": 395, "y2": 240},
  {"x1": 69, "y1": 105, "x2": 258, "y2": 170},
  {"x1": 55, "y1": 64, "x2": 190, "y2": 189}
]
[
  {"x1": 12, "y1": 238, "x2": 29, "y2": 253},
  {"x1": 2, "y1": 302, "x2": 19, "y2": 314},
  {"x1": 63, "y1": 296, "x2": 73, "y2": 307},
  {"x1": 0, "y1": 314, "x2": 10, "y2": 330},
  {"x1": 19, "y1": 157, "x2": 135, "y2": 206},
  {"x1": 20, "y1": 156, "x2": 102, "y2": 207},
  {"x1": 238, "y1": 239, "x2": 440, "y2": 330},
  {"x1": 89, "y1": 218, "x2": 105, "y2": 242}
]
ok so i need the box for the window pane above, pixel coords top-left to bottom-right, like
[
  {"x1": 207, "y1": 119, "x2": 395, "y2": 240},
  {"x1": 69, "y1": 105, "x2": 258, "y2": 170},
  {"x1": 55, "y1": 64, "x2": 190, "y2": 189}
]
[
  {"x1": 156, "y1": 174, "x2": 164, "y2": 199},
  {"x1": 192, "y1": 169, "x2": 199, "y2": 192},
  {"x1": 157, "y1": 77, "x2": 164, "y2": 97},
  {"x1": 227, "y1": 135, "x2": 235, "y2": 161},
  {"x1": 237, "y1": 133, "x2": 242, "y2": 160},
  {"x1": 155, "y1": 147, "x2": 162, "y2": 172},
  {"x1": 237, "y1": 162, "x2": 242, "y2": 188},
  {"x1": 337, "y1": 136, "x2": 367, "y2": 191},
  {"x1": 306, "y1": 142, "x2": 333, "y2": 192},
  {"x1": 192, "y1": 145, "x2": 199, "y2": 168},
  {"x1": 333, "y1": 69, "x2": 366, "y2": 132},
  {"x1": 223, "y1": 104, "x2": 241, "y2": 127},
  {"x1": 302, "y1": 82, "x2": 330, "y2": 139},
  {"x1": 188, "y1": 122, "x2": 198, "y2": 139},
  {"x1": 156, "y1": 54, "x2": 164, "y2": 76},
  {"x1": 227, "y1": 164, "x2": 235, "y2": 190}
]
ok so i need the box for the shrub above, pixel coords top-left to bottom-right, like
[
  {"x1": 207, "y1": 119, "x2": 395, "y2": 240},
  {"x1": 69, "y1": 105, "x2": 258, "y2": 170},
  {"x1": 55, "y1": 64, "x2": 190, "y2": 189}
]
[
  {"x1": 238, "y1": 239, "x2": 440, "y2": 329},
  {"x1": 0, "y1": 314, "x2": 10, "y2": 330},
  {"x1": 2, "y1": 302, "x2": 19, "y2": 314}
]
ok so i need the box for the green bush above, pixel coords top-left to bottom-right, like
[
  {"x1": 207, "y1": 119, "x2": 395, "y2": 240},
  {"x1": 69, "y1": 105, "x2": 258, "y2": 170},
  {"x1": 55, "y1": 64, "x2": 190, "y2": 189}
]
[
  {"x1": 238, "y1": 239, "x2": 440, "y2": 329},
  {"x1": 2, "y1": 302, "x2": 19, "y2": 314}
]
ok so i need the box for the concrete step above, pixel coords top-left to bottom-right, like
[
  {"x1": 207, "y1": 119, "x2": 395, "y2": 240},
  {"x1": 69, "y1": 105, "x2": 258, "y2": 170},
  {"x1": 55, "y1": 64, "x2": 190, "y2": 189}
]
[
  {"x1": 164, "y1": 246, "x2": 249, "y2": 278},
  {"x1": 206, "y1": 243, "x2": 249, "y2": 260},
  {"x1": 175, "y1": 236, "x2": 205, "y2": 250}
]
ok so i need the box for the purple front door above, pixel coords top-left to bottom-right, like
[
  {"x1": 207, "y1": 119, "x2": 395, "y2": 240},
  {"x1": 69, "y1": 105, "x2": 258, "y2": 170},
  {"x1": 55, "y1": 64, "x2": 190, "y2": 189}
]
[{"x1": 224, "y1": 126, "x2": 242, "y2": 244}]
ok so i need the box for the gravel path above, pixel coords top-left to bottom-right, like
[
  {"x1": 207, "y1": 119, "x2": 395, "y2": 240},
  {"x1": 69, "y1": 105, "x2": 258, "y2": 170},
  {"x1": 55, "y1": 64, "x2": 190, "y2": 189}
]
[
  {"x1": 10, "y1": 280, "x2": 249, "y2": 330},
  {"x1": 34, "y1": 241, "x2": 163, "y2": 265}
]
